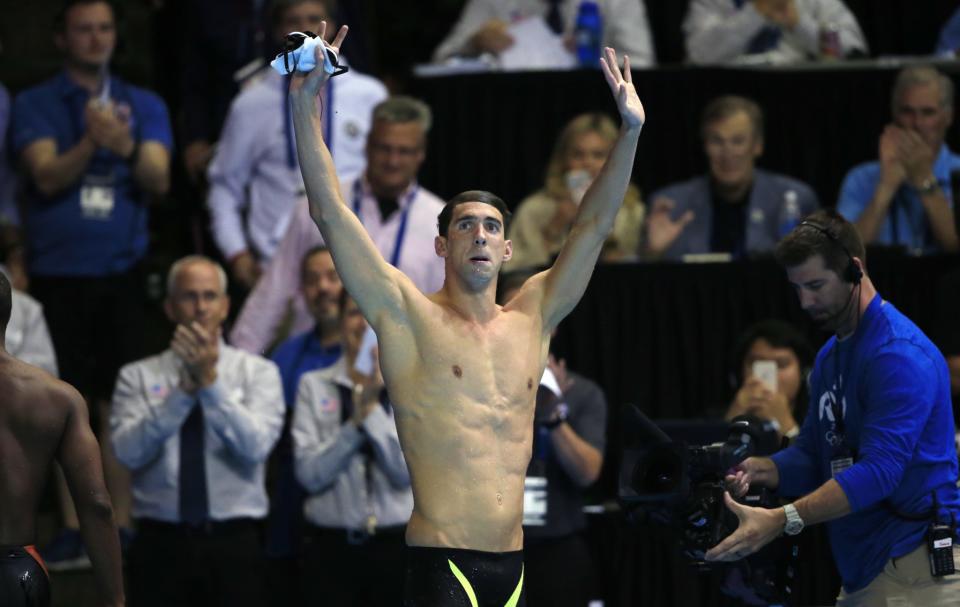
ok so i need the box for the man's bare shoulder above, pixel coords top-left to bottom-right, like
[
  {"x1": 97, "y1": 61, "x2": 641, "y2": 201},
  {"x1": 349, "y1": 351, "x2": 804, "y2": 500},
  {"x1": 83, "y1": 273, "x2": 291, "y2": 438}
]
[{"x1": 0, "y1": 355, "x2": 83, "y2": 414}]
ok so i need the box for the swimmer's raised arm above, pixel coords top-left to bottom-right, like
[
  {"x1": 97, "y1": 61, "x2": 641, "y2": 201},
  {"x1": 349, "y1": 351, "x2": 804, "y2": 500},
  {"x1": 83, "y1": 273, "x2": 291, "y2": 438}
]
[
  {"x1": 288, "y1": 22, "x2": 415, "y2": 329},
  {"x1": 541, "y1": 47, "x2": 644, "y2": 330}
]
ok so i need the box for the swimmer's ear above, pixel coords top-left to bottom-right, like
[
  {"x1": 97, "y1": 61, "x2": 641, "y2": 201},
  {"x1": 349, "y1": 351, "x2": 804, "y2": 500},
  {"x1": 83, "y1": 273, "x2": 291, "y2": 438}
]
[
  {"x1": 435, "y1": 235, "x2": 448, "y2": 258},
  {"x1": 502, "y1": 238, "x2": 513, "y2": 262}
]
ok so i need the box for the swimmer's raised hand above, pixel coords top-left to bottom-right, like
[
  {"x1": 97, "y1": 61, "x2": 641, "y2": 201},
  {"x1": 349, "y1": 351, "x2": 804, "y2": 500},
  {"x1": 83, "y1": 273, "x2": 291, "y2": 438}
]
[
  {"x1": 289, "y1": 21, "x2": 349, "y2": 99},
  {"x1": 599, "y1": 47, "x2": 645, "y2": 131}
]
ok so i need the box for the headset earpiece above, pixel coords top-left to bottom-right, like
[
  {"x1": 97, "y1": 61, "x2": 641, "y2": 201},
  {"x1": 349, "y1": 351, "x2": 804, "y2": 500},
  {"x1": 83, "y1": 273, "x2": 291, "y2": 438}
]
[
  {"x1": 799, "y1": 220, "x2": 862, "y2": 285},
  {"x1": 845, "y1": 261, "x2": 863, "y2": 285}
]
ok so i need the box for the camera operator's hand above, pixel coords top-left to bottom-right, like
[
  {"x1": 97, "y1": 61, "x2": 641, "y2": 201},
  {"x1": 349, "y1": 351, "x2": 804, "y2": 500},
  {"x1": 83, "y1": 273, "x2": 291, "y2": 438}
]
[
  {"x1": 724, "y1": 456, "x2": 779, "y2": 498},
  {"x1": 704, "y1": 492, "x2": 786, "y2": 562}
]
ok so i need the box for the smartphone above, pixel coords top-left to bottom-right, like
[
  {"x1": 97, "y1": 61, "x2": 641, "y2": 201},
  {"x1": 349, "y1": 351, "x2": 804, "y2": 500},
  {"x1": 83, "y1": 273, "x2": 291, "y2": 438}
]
[
  {"x1": 353, "y1": 325, "x2": 378, "y2": 375},
  {"x1": 752, "y1": 360, "x2": 778, "y2": 392}
]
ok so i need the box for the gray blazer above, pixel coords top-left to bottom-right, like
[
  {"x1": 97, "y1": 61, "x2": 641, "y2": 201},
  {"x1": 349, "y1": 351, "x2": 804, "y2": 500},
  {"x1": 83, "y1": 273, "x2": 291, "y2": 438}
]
[{"x1": 648, "y1": 169, "x2": 819, "y2": 261}]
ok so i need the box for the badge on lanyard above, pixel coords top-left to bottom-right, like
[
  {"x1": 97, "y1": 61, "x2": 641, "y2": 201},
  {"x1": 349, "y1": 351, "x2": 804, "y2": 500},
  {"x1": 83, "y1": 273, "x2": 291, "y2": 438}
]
[
  {"x1": 523, "y1": 476, "x2": 548, "y2": 526},
  {"x1": 80, "y1": 174, "x2": 115, "y2": 220},
  {"x1": 830, "y1": 455, "x2": 854, "y2": 478}
]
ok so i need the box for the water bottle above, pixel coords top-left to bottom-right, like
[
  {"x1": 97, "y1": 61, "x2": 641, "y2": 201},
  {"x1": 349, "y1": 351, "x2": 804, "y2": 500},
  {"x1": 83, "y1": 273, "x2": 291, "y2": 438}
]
[
  {"x1": 574, "y1": 1, "x2": 603, "y2": 67},
  {"x1": 818, "y1": 21, "x2": 842, "y2": 60},
  {"x1": 778, "y1": 190, "x2": 801, "y2": 238}
]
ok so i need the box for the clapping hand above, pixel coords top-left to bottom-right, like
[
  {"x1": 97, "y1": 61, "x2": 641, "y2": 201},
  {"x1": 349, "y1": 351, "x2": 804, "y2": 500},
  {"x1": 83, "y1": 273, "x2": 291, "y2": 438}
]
[
  {"x1": 171, "y1": 322, "x2": 219, "y2": 391},
  {"x1": 753, "y1": 0, "x2": 799, "y2": 29},
  {"x1": 85, "y1": 99, "x2": 135, "y2": 158},
  {"x1": 352, "y1": 346, "x2": 384, "y2": 426}
]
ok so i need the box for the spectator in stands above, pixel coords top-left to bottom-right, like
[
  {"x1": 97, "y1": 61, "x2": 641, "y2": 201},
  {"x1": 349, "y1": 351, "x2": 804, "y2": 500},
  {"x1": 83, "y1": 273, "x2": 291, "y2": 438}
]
[
  {"x1": 207, "y1": 0, "x2": 387, "y2": 291},
  {"x1": 684, "y1": 0, "x2": 867, "y2": 65},
  {"x1": 111, "y1": 255, "x2": 283, "y2": 607},
  {"x1": 498, "y1": 273, "x2": 607, "y2": 607},
  {"x1": 0, "y1": 265, "x2": 58, "y2": 377},
  {"x1": 645, "y1": 95, "x2": 818, "y2": 261},
  {"x1": 178, "y1": 0, "x2": 271, "y2": 185},
  {"x1": 292, "y1": 291, "x2": 412, "y2": 605},
  {"x1": 0, "y1": 82, "x2": 25, "y2": 292},
  {"x1": 229, "y1": 96, "x2": 445, "y2": 354},
  {"x1": 263, "y1": 245, "x2": 345, "y2": 604},
  {"x1": 837, "y1": 65, "x2": 959, "y2": 254},
  {"x1": 10, "y1": 0, "x2": 173, "y2": 568},
  {"x1": 936, "y1": 7, "x2": 960, "y2": 57},
  {"x1": 505, "y1": 113, "x2": 645, "y2": 272},
  {"x1": 432, "y1": 0, "x2": 655, "y2": 68},
  {"x1": 725, "y1": 319, "x2": 815, "y2": 440}
]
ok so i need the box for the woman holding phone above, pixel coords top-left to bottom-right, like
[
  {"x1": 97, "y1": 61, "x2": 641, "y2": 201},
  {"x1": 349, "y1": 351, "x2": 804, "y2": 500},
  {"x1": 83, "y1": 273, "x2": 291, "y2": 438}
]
[{"x1": 725, "y1": 319, "x2": 815, "y2": 441}]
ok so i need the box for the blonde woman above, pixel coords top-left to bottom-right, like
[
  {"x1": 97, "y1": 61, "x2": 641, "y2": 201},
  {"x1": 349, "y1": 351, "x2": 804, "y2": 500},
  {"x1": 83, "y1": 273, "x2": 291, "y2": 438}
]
[{"x1": 505, "y1": 113, "x2": 645, "y2": 271}]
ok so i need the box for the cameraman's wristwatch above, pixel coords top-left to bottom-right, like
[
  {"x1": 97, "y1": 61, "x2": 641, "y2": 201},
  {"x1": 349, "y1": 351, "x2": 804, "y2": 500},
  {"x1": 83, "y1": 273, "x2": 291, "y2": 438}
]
[{"x1": 783, "y1": 503, "x2": 804, "y2": 536}]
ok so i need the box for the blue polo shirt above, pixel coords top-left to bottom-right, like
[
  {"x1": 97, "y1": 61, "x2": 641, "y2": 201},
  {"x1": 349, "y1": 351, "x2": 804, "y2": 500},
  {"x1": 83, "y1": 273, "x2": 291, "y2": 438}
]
[
  {"x1": 270, "y1": 329, "x2": 343, "y2": 408},
  {"x1": 772, "y1": 295, "x2": 960, "y2": 593},
  {"x1": 937, "y1": 8, "x2": 960, "y2": 55},
  {"x1": 266, "y1": 328, "x2": 342, "y2": 557},
  {"x1": 836, "y1": 145, "x2": 960, "y2": 254},
  {"x1": 10, "y1": 71, "x2": 172, "y2": 276}
]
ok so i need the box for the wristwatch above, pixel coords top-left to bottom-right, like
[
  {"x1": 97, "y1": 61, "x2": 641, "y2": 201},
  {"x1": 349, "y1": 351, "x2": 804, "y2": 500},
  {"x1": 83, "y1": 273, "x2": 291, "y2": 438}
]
[
  {"x1": 914, "y1": 176, "x2": 940, "y2": 196},
  {"x1": 543, "y1": 403, "x2": 569, "y2": 430},
  {"x1": 783, "y1": 503, "x2": 804, "y2": 536}
]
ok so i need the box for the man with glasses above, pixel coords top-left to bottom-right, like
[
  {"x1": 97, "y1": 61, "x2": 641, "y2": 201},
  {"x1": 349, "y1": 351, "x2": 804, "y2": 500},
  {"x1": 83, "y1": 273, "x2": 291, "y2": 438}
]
[{"x1": 230, "y1": 96, "x2": 445, "y2": 355}]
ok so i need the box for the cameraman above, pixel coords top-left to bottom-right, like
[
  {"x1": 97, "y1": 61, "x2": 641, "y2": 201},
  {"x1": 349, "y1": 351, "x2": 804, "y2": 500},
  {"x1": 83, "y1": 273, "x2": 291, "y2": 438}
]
[{"x1": 706, "y1": 211, "x2": 960, "y2": 606}]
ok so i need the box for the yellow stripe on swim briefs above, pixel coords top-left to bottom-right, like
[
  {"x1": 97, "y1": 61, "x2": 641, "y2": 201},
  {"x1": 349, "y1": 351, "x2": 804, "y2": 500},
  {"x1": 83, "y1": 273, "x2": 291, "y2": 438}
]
[
  {"x1": 447, "y1": 559, "x2": 525, "y2": 607},
  {"x1": 504, "y1": 564, "x2": 524, "y2": 607},
  {"x1": 448, "y1": 559, "x2": 479, "y2": 607}
]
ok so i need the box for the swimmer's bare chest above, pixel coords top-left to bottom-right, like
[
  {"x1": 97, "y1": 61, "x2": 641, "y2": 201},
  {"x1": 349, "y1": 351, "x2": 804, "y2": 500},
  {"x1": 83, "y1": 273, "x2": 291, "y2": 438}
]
[
  {"x1": 383, "y1": 303, "x2": 547, "y2": 420},
  {"x1": 379, "y1": 303, "x2": 549, "y2": 549}
]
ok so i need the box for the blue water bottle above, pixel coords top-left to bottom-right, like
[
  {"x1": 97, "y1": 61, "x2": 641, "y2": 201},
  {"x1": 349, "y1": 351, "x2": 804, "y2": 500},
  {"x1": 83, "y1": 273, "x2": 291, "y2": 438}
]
[
  {"x1": 575, "y1": 1, "x2": 603, "y2": 67},
  {"x1": 778, "y1": 190, "x2": 801, "y2": 238}
]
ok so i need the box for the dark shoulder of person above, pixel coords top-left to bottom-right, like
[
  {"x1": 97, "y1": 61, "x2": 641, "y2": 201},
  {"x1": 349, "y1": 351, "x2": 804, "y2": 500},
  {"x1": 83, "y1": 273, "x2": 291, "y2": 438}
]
[{"x1": 936, "y1": 269, "x2": 960, "y2": 358}]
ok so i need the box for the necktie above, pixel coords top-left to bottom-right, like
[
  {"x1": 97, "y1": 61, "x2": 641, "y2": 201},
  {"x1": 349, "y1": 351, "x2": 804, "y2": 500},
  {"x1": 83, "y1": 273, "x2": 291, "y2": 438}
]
[
  {"x1": 733, "y1": 0, "x2": 782, "y2": 53},
  {"x1": 545, "y1": 0, "x2": 564, "y2": 35},
  {"x1": 376, "y1": 196, "x2": 399, "y2": 221},
  {"x1": 179, "y1": 403, "x2": 209, "y2": 525}
]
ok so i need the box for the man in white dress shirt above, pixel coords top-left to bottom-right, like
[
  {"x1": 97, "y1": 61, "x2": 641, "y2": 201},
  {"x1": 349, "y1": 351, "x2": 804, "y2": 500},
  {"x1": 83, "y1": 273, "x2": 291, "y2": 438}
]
[
  {"x1": 110, "y1": 255, "x2": 284, "y2": 607},
  {"x1": 683, "y1": 0, "x2": 867, "y2": 65},
  {"x1": 432, "y1": 0, "x2": 655, "y2": 67},
  {"x1": 230, "y1": 95, "x2": 446, "y2": 354},
  {"x1": 1, "y1": 265, "x2": 57, "y2": 376},
  {"x1": 293, "y1": 292, "x2": 412, "y2": 605},
  {"x1": 206, "y1": 0, "x2": 387, "y2": 289}
]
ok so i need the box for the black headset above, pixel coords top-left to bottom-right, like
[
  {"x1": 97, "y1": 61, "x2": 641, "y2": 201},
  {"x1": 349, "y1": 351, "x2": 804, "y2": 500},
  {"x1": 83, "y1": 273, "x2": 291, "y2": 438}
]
[{"x1": 797, "y1": 220, "x2": 863, "y2": 285}]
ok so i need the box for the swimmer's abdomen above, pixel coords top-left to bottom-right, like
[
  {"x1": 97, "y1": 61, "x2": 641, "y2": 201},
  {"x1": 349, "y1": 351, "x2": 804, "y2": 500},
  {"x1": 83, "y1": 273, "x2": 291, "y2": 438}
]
[{"x1": 395, "y1": 396, "x2": 533, "y2": 553}]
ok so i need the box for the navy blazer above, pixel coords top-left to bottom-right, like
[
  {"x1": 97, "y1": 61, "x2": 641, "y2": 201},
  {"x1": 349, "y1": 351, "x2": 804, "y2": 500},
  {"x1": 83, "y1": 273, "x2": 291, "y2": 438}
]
[{"x1": 648, "y1": 169, "x2": 819, "y2": 261}]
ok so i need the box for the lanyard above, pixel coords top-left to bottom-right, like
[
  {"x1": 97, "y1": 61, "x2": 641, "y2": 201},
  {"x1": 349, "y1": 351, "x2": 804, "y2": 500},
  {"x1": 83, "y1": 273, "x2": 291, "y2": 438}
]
[
  {"x1": 351, "y1": 180, "x2": 418, "y2": 268},
  {"x1": 283, "y1": 76, "x2": 333, "y2": 169}
]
